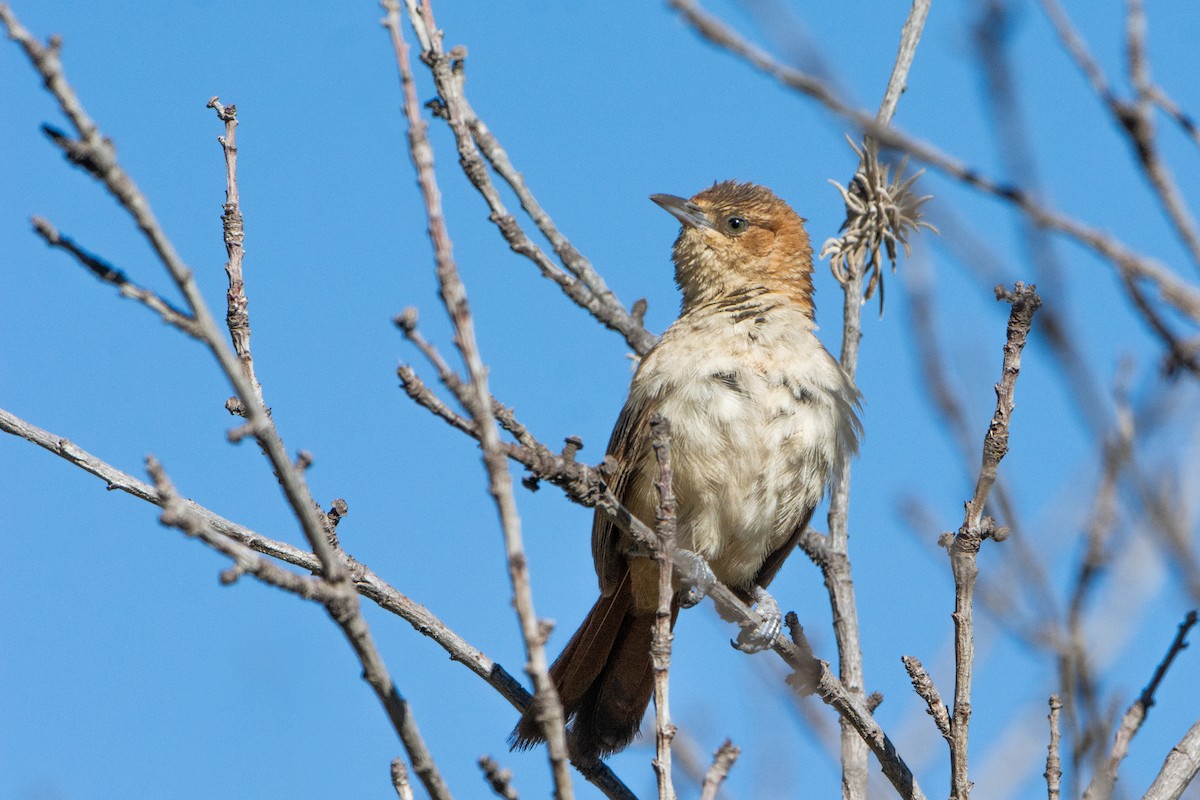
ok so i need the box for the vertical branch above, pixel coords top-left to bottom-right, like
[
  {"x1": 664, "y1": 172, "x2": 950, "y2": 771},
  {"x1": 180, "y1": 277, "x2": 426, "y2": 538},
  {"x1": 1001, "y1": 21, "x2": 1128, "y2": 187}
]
[
  {"x1": 822, "y1": 3, "x2": 931, "y2": 797},
  {"x1": 381, "y1": 3, "x2": 573, "y2": 797},
  {"x1": 1046, "y1": 695, "x2": 1064, "y2": 800},
  {"x1": 942, "y1": 282, "x2": 1040, "y2": 800},
  {"x1": 1083, "y1": 610, "x2": 1199, "y2": 800},
  {"x1": 650, "y1": 414, "x2": 678, "y2": 800},
  {"x1": 206, "y1": 97, "x2": 265, "y2": 412}
]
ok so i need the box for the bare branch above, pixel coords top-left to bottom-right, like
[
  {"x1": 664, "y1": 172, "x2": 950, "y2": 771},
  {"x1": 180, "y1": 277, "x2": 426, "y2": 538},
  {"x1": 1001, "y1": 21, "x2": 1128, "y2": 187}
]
[
  {"x1": 1140, "y1": 720, "x2": 1200, "y2": 800},
  {"x1": 698, "y1": 740, "x2": 741, "y2": 800},
  {"x1": 814, "y1": 3, "x2": 932, "y2": 796},
  {"x1": 392, "y1": 2, "x2": 655, "y2": 356},
  {"x1": 650, "y1": 414, "x2": 678, "y2": 800},
  {"x1": 901, "y1": 655, "x2": 951, "y2": 742},
  {"x1": 1047, "y1": 695, "x2": 1064, "y2": 800},
  {"x1": 0, "y1": 1, "x2": 349, "y2": 602},
  {"x1": 392, "y1": 759, "x2": 416, "y2": 800},
  {"x1": 147, "y1": 455, "x2": 452, "y2": 799},
  {"x1": 206, "y1": 96, "x2": 268, "y2": 411},
  {"x1": 1084, "y1": 610, "x2": 1200, "y2": 800},
  {"x1": 382, "y1": 3, "x2": 573, "y2": 796},
  {"x1": 942, "y1": 282, "x2": 1041, "y2": 800},
  {"x1": 479, "y1": 756, "x2": 521, "y2": 800},
  {"x1": 30, "y1": 217, "x2": 201, "y2": 336},
  {"x1": 1037, "y1": 0, "x2": 1200, "y2": 273}
]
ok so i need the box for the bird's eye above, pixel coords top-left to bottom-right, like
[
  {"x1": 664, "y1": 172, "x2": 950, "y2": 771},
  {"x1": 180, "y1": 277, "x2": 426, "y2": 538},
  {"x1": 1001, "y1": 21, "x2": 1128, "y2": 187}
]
[{"x1": 724, "y1": 216, "x2": 748, "y2": 234}]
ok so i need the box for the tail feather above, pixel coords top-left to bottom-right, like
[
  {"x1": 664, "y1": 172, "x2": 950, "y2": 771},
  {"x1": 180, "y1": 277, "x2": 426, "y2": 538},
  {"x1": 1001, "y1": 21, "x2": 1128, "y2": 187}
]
[{"x1": 510, "y1": 568, "x2": 678, "y2": 760}]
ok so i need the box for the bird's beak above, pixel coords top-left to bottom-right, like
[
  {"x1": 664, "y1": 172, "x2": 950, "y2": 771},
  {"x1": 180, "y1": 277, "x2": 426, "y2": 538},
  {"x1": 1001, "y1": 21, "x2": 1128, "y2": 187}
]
[{"x1": 651, "y1": 193, "x2": 715, "y2": 230}]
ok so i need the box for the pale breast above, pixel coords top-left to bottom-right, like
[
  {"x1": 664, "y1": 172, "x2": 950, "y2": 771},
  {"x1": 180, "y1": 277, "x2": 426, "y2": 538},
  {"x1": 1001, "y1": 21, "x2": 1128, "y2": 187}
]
[{"x1": 627, "y1": 303, "x2": 860, "y2": 589}]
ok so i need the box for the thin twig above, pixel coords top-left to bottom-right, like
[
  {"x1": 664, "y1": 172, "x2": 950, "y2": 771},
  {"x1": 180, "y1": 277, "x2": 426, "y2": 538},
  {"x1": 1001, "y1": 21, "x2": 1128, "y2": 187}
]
[
  {"x1": 392, "y1": 759, "x2": 416, "y2": 800},
  {"x1": 147, "y1": 456, "x2": 451, "y2": 799},
  {"x1": 811, "y1": 3, "x2": 931, "y2": 797},
  {"x1": 206, "y1": 97, "x2": 267, "y2": 412},
  {"x1": 942, "y1": 282, "x2": 1041, "y2": 800},
  {"x1": 381, "y1": 3, "x2": 573, "y2": 797},
  {"x1": 0, "y1": 403, "x2": 638, "y2": 799},
  {"x1": 650, "y1": 414, "x2": 678, "y2": 800},
  {"x1": 0, "y1": 0, "x2": 344, "y2": 609},
  {"x1": 394, "y1": 1, "x2": 655, "y2": 357},
  {"x1": 1046, "y1": 695, "x2": 1063, "y2": 800},
  {"x1": 2, "y1": 9, "x2": 451, "y2": 795},
  {"x1": 1082, "y1": 610, "x2": 1199, "y2": 800},
  {"x1": 1037, "y1": 0, "x2": 1200, "y2": 274},
  {"x1": 698, "y1": 740, "x2": 741, "y2": 800},
  {"x1": 901, "y1": 655, "x2": 951, "y2": 742},
  {"x1": 479, "y1": 756, "x2": 521, "y2": 800},
  {"x1": 29, "y1": 216, "x2": 202, "y2": 336}
]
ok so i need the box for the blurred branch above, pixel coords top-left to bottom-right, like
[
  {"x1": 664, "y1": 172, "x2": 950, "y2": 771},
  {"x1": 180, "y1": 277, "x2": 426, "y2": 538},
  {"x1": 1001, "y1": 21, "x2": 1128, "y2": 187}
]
[
  {"x1": 1037, "y1": 0, "x2": 1200, "y2": 274},
  {"x1": 1083, "y1": 610, "x2": 1199, "y2": 800},
  {"x1": 479, "y1": 756, "x2": 521, "y2": 800},
  {"x1": 1061, "y1": 385, "x2": 1135, "y2": 776},
  {"x1": 699, "y1": 740, "x2": 741, "y2": 800},
  {"x1": 392, "y1": 759, "x2": 416, "y2": 800},
  {"x1": 1140, "y1": 720, "x2": 1200, "y2": 800}
]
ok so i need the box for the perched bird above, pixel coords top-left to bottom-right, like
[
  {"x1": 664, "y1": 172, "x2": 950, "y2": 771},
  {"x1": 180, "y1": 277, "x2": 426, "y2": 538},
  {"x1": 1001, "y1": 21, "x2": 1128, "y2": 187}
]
[{"x1": 513, "y1": 181, "x2": 861, "y2": 760}]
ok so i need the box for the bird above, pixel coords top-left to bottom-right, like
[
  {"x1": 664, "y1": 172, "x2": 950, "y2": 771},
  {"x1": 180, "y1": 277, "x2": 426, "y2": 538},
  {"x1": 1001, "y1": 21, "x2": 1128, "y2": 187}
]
[{"x1": 512, "y1": 180, "x2": 861, "y2": 761}]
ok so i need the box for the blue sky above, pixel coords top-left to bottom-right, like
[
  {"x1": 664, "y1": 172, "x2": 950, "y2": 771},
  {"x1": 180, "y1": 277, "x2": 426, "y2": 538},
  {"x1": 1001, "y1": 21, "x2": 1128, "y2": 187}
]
[{"x1": 3, "y1": 2, "x2": 1199, "y2": 799}]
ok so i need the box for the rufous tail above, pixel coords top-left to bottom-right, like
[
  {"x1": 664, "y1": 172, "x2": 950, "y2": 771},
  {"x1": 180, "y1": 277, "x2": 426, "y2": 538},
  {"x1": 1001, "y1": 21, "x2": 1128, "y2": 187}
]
[{"x1": 510, "y1": 568, "x2": 678, "y2": 760}]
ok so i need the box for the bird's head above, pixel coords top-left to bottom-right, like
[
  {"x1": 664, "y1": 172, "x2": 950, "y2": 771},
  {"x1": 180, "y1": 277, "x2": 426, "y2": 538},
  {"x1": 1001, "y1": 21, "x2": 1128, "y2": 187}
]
[{"x1": 651, "y1": 181, "x2": 814, "y2": 315}]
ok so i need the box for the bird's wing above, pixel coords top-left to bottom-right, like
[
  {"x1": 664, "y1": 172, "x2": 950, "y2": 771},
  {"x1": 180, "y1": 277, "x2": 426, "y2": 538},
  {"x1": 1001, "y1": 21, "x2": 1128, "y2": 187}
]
[{"x1": 591, "y1": 390, "x2": 657, "y2": 596}]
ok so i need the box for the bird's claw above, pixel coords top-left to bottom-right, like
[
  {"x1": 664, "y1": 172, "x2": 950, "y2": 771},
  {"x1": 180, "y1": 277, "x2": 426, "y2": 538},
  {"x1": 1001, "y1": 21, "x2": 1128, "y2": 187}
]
[
  {"x1": 674, "y1": 549, "x2": 716, "y2": 608},
  {"x1": 732, "y1": 587, "x2": 782, "y2": 653}
]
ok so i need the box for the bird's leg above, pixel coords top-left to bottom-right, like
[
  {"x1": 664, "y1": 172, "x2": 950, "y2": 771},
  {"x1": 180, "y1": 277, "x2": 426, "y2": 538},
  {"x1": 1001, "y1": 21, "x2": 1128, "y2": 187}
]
[
  {"x1": 673, "y1": 548, "x2": 716, "y2": 608},
  {"x1": 732, "y1": 587, "x2": 782, "y2": 653}
]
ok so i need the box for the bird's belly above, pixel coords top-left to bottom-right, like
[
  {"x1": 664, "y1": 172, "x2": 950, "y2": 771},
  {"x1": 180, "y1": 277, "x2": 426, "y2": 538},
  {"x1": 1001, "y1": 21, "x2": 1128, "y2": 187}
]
[{"x1": 652, "y1": 373, "x2": 836, "y2": 589}]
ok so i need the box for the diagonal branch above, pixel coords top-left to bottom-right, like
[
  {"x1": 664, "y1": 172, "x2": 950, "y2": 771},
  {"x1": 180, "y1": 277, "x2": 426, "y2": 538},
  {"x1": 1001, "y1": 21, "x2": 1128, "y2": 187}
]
[
  {"x1": 394, "y1": 1, "x2": 656, "y2": 357},
  {"x1": 1083, "y1": 610, "x2": 1199, "y2": 800},
  {"x1": 30, "y1": 216, "x2": 201, "y2": 337}
]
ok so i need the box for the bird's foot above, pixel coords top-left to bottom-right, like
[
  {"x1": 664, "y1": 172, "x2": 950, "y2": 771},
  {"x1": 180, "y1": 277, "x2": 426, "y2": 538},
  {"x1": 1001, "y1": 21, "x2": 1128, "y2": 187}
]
[
  {"x1": 674, "y1": 549, "x2": 716, "y2": 608},
  {"x1": 732, "y1": 587, "x2": 782, "y2": 653}
]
